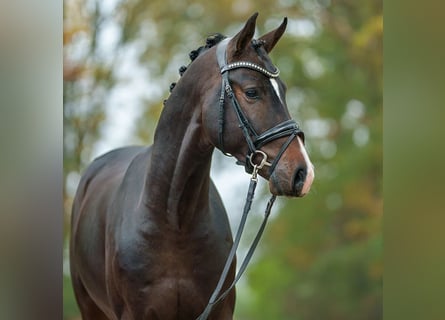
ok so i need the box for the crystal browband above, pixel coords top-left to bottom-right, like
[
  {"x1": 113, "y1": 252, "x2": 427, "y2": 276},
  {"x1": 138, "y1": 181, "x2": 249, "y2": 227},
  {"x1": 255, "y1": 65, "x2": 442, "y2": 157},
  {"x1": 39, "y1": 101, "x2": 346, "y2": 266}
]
[{"x1": 220, "y1": 61, "x2": 280, "y2": 78}]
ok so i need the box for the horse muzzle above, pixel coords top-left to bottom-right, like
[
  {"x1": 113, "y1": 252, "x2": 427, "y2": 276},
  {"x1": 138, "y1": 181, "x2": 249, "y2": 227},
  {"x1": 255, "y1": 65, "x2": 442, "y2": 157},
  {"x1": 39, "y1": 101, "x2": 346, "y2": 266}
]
[
  {"x1": 268, "y1": 163, "x2": 313, "y2": 197},
  {"x1": 266, "y1": 137, "x2": 315, "y2": 197}
]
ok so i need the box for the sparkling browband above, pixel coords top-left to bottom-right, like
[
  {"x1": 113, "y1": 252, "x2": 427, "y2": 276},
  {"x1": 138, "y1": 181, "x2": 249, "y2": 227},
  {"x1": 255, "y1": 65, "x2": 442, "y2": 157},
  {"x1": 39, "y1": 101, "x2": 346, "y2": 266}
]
[{"x1": 221, "y1": 61, "x2": 280, "y2": 78}]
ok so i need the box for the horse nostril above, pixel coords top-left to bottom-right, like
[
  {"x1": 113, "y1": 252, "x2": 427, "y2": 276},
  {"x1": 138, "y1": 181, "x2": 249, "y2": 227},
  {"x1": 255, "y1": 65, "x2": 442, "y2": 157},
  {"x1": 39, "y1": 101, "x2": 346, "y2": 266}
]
[{"x1": 293, "y1": 167, "x2": 307, "y2": 194}]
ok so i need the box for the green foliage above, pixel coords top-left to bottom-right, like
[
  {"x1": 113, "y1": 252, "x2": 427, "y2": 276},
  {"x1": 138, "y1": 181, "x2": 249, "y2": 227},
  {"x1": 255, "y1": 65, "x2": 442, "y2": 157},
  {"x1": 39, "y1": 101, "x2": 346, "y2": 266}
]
[
  {"x1": 64, "y1": 0, "x2": 382, "y2": 318},
  {"x1": 63, "y1": 274, "x2": 80, "y2": 319},
  {"x1": 237, "y1": 1, "x2": 382, "y2": 318}
]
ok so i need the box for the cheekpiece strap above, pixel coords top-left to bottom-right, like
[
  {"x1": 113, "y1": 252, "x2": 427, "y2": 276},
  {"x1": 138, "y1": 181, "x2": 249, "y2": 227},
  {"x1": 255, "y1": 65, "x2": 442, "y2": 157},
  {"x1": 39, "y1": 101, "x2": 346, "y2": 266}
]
[{"x1": 216, "y1": 38, "x2": 230, "y2": 71}]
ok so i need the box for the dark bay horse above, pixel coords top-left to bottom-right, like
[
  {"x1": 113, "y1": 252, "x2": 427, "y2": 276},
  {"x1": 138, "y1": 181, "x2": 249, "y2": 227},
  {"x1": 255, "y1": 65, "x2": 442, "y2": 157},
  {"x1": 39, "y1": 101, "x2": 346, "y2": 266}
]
[{"x1": 70, "y1": 13, "x2": 314, "y2": 320}]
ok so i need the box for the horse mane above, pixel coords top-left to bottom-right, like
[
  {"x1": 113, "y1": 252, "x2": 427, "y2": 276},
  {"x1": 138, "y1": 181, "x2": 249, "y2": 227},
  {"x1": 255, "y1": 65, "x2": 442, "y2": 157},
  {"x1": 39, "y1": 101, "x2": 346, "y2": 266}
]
[{"x1": 168, "y1": 33, "x2": 227, "y2": 93}]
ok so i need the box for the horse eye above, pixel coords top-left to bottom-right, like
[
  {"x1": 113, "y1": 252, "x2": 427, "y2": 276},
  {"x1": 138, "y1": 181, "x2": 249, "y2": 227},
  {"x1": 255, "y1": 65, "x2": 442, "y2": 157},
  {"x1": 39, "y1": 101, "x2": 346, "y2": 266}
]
[{"x1": 245, "y1": 88, "x2": 259, "y2": 99}]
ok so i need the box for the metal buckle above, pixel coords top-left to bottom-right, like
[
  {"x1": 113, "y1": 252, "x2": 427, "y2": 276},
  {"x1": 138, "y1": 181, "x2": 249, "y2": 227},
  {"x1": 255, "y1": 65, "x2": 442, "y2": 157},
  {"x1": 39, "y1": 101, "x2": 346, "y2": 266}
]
[{"x1": 248, "y1": 150, "x2": 272, "y2": 181}]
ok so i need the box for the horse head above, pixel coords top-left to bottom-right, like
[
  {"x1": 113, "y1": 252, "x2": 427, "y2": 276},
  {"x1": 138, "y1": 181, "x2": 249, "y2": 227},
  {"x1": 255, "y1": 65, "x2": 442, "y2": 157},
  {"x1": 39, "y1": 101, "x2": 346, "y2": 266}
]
[{"x1": 186, "y1": 13, "x2": 314, "y2": 197}]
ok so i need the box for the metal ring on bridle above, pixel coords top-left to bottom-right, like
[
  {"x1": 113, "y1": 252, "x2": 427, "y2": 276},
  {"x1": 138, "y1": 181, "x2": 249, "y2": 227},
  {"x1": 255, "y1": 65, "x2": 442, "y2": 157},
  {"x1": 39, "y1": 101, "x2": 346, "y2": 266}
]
[{"x1": 248, "y1": 150, "x2": 272, "y2": 170}]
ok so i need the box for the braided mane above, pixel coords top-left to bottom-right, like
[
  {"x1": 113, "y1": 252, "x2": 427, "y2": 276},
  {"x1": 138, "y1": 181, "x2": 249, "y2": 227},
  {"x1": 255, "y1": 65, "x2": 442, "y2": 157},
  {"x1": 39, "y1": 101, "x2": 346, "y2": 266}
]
[{"x1": 168, "y1": 33, "x2": 226, "y2": 93}]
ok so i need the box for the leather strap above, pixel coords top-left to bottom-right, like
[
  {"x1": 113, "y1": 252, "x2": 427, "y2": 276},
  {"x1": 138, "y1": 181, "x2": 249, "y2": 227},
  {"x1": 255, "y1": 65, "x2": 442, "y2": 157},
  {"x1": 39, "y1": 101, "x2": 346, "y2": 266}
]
[
  {"x1": 215, "y1": 38, "x2": 303, "y2": 174},
  {"x1": 197, "y1": 37, "x2": 304, "y2": 319},
  {"x1": 196, "y1": 179, "x2": 276, "y2": 320},
  {"x1": 196, "y1": 178, "x2": 258, "y2": 320}
]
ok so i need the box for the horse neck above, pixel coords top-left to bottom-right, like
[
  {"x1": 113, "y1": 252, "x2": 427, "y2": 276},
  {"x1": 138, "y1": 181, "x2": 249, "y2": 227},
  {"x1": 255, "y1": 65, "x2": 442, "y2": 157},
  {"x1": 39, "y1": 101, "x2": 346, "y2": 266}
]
[{"x1": 146, "y1": 75, "x2": 214, "y2": 229}]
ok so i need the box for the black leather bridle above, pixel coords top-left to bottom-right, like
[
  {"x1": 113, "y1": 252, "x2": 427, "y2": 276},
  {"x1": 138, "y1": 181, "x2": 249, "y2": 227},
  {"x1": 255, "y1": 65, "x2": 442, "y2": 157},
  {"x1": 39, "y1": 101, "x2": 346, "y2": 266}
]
[
  {"x1": 196, "y1": 38, "x2": 306, "y2": 320},
  {"x1": 216, "y1": 38, "x2": 305, "y2": 175}
]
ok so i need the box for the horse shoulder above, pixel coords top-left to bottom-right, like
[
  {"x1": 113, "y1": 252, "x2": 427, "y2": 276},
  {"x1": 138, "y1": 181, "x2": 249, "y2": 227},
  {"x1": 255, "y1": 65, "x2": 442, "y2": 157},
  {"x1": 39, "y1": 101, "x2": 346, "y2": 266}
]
[{"x1": 70, "y1": 146, "x2": 149, "y2": 312}]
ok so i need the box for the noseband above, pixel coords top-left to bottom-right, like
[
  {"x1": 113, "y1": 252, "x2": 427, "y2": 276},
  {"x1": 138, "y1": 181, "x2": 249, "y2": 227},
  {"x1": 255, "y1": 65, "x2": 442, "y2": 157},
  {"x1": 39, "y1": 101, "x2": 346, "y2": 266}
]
[{"x1": 216, "y1": 38, "x2": 304, "y2": 175}]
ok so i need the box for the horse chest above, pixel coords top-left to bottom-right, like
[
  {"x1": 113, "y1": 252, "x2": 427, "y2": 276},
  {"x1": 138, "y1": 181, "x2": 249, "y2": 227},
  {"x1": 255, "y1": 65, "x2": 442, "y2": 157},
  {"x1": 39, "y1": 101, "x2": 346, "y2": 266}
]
[
  {"x1": 116, "y1": 227, "x2": 228, "y2": 280},
  {"x1": 113, "y1": 229, "x2": 230, "y2": 318}
]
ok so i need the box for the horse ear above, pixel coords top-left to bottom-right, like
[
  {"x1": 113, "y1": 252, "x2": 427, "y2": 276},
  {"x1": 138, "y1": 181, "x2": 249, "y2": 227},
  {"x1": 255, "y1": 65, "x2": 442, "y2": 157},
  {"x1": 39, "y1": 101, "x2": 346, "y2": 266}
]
[
  {"x1": 258, "y1": 17, "x2": 288, "y2": 53},
  {"x1": 230, "y1": 12, "x2": 258, "y2": 57}
]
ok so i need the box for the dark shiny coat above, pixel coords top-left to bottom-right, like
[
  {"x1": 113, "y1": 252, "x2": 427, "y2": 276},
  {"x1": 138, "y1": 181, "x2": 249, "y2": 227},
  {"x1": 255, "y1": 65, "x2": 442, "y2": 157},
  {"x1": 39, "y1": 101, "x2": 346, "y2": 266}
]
[{"x1": 70, "y1": 13, "x2": 313, "y2": 320}]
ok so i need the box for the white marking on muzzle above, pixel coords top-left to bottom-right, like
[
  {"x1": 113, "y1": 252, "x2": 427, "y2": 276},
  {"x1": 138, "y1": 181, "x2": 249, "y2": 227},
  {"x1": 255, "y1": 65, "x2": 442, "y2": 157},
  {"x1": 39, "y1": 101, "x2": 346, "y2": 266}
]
[{"x1": 297, "y1": 136, "x2": 314, "y2": 195}]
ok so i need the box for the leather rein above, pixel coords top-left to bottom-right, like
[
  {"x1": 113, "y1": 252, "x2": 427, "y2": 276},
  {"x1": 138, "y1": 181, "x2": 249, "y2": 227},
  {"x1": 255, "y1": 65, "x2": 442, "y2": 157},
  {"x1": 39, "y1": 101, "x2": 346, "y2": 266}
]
[{"x1": 196, "y1": 38, "x2": 304, "y2": 319}]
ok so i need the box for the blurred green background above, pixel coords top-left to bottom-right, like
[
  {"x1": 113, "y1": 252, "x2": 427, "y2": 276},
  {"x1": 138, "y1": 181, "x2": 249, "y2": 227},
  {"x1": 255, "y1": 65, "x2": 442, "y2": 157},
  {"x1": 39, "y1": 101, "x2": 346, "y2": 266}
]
[{"x1": 63, "y1": 0, "x2": 382, "y2": 319}]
